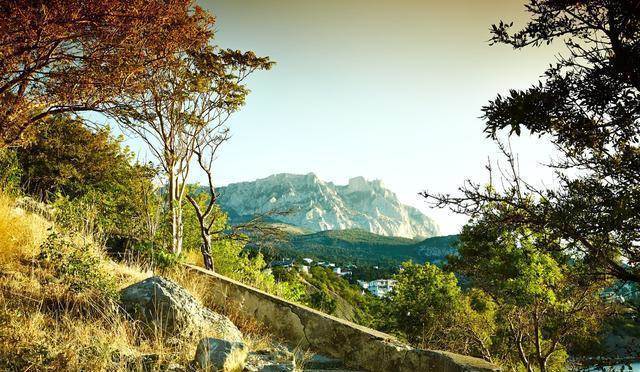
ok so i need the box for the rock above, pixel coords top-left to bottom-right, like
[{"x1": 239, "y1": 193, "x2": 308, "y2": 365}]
[
  {"x1": 195, "y1": 338, "x2": 248, "y2": 372},
  {"x1": 303, "y1": 354, "x2": 344, "y2": 370},
  {"x1": 120, "y1": 276, "x2": 242, "y2": 342},
  {"x1": 258, "y1": 363, "x2": 295, "y2": 372},
  {"x1": 243, "y1": 346, "x2": 295, "y2": 372}
]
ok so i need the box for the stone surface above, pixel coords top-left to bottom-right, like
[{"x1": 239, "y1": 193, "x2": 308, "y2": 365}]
[
  {"x1": 195, "y1": 338, "x2": 248, "y2": 372},
  {"x1": 257, "y1": 363, "x2": 295, "y2": 372},
  {"x1": 187, "y1": 265, "x2": 501, "y2": 372},
  {"x1": 304, "y1": 355, "x2": 345, "y2": 370},
  {"x1": 120, "y1": 276, "x2": 242, "y2": 342},
  {"x1": 216, "y1": 173, "x2": 439, "y2": 238},
  {"x1": 243, "y1": 345, "x2": 296, "y2": 372},
  {"x1": 303, "y1": 370, "x2": 362, "y2": 372}
]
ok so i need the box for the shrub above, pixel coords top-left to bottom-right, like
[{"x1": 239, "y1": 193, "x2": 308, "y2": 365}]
[
  {"x1": 15, "y1": 116, "x2": 160, "y2": 243},
  {"x1": 37, "y1": 232, "x2": 118, "y2": 302},
  {"x1": 307, "y1": 290, "x2": 337, "y2": 314},
  {"x1": 0, "y1": 149, "x2": 21, "y2": 192},
  {"x1": 129, "y1": 240, "x2": 183, "y2": 270}
]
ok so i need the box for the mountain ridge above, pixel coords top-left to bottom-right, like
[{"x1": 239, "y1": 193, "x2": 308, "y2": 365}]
[
  {"x1": 216, "y1": 173, "x2": 439, "y2": 238},
  {"x1": 272, "y1": 228, "x2": 459, "y2": 270}
]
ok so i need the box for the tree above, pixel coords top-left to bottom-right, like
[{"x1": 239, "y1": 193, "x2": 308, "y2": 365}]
[
  {"x1": 15, "y1": 115, "x2": 159, "y2": 240},
  {"x1": 17, "y1": 116, "x2": 132, "y2": 199},
  {"x1": 382, "y1": 262, "x2": 495, "y2": 360},
  {"x1": 0, "y1": 0, "x2": 213, "y2": 147},
  {"x1": 423, "y1": 1, "x2": 640, "y2": 284},
  {"x1": 113, "y1": 46, "x2": 273, "y2": 255},
  {"x1": 449, "y1": 215, "x2": 612, "y2": 372},
  {"x1": 185, "y1": 125, "x2": 231, "y2": 270}
]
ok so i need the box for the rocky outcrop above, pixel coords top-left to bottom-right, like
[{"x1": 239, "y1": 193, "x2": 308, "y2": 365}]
[
  {"x1": 216, "y1": 173, "x2": 439, "y2": 239},
  {"x1": 120, "y1": 276, "x2": 242, "y2": 342},
  {"x1": 194, "y1": 338, "x2": 248, "y2": 372}
]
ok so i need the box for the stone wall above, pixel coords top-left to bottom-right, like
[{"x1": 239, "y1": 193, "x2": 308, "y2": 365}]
[{"x1": 184, "y1": 264, "x2": 500, "y2": 372}]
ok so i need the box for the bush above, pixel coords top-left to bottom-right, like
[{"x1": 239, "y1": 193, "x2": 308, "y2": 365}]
[
  {"x1": 307, "y1": 289, "x2": 337, "y2": 314},
  {"x1": 0, "y1": 149, "x2": 21, "y2": 192},
  {"x1": 129, "y1": 240, "x2": 183, "y2": 270},
  {"x1": 381, "y1": 262, "x2": 483, "y2": 353},
  {"x1": 37, "y1": 232, "x2": 118, "y2": 302},
  {"x1": 15, "y1": 116, "x2": 160, "y2": 243}
]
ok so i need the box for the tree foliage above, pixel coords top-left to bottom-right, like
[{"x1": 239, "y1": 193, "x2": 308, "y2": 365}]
[
  {"x1": 15, "y1": 115, "x2": 158, "y2": 240},
  {"x1": 451, "y1": 214, "x2": 612, "y2": 371},
  {"x1": 381, "y1": 262, "x2": 494, "y2": 360},
  {"x1": 424, "y1": 0, "x2": 640, "y2": 284},
  {"x1": 17, "y1": 116, "x2": 137, "y2": 198},
  {"x1": 418, "y1": 2, "x2": 637, "y2": 368},
  {"x1": 0, "y1": 0, "x2": 213, "y2": 147}
]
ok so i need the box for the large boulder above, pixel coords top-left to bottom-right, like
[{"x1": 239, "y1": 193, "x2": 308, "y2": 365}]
[
  {"x1": 120, "y1": 276, "x2": 242, "y2": 342},
  {"x1": 194, "y1": 338, "x2": 248, "y2": 372}
]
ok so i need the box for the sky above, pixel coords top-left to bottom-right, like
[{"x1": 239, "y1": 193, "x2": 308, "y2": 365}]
[{"x1": 124, "y1": 0, "x2": 565, "y2": 235}]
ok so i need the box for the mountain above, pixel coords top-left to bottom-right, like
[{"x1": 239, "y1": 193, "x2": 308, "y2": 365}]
[
  {"x1": 272, "y1": 229, "x2": 458, "y2": 269},
  {"x1": 216, "y1": 173, "x2": 439, "y2": 239}
]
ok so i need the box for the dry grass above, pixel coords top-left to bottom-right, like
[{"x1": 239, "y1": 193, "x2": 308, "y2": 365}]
[
  {"x1": 0, "y1": 193, "x2": 207, "y2": 371},
  {"x1": 0, "y1": 192, "x2": 302, "y2": 371},
  {"x1": 0, "y1": 193, "x2": 50, "y2": 267}
]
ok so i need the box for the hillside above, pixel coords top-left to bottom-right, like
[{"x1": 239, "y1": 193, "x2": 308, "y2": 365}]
[
  {"x1": 270, "y1": 228, "x2": 458, "y2": 269},
  {"x1": 216, "y1": 173, "x2": 439, "y2": 238}
]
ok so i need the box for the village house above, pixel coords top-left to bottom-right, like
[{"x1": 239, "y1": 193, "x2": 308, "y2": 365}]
[{"x1": 358, "y1": 279, "x2": 397, "y2": 298}]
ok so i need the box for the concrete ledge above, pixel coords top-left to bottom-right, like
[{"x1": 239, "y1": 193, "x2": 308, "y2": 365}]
[{"x1": 185, "y1": 264, "x2": 500, "y2": 372}]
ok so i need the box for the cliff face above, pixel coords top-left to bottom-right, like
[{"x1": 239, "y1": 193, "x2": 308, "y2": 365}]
[{"x1": 216, "y1": 173, "x2": 439, "y2": 239}]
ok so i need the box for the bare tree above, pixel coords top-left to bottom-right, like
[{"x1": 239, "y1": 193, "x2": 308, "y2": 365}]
[
  {"x1": 185, "y1": 126, "x2": 230, "y2": 270},
  {"x1": 112, "y1": 47, "x2": 273, "y2": 254}
]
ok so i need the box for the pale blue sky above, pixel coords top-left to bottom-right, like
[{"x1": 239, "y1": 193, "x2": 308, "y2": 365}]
[{"x1": 122, "y1": 1, "x2": 562, "y2": 234}]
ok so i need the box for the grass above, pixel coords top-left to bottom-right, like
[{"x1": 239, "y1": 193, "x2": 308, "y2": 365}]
[
  {"x1": 0, "y1": 192, "x2": 284, "y2": 371},
  {"x1": 0, "y1": 193, "x2": 50, "y2": 266}
]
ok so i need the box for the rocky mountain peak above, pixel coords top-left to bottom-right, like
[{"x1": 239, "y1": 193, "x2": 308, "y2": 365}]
[
  {"x1": 345, "y1": 176, "x2": 386, "y2": 194},
  {"x1": 216, "y1": 174, "x2": 439, "y2": 239}
]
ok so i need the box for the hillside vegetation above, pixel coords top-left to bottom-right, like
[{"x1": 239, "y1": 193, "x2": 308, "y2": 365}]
[
  {"x1": 271, "y1": 228, "x2": 458, "y2": 269},
  {"x1": 0, "y1": 194, "x2": 295, "y2": 370}
]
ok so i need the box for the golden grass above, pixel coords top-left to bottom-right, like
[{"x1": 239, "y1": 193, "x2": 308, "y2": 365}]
[
  {"x1": 0, "y1": 192, "x2": 298, "y2": 371},
  {"x1": 0, "y1": 193, "x2": 50, "y2": 267},
  {"x1": 0, "y1": 193, "x2": 202, "y2": 370}
]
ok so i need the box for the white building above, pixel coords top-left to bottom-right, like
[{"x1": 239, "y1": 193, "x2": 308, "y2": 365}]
[
  {"x1": 333, "y1": 267, "x2": 341, "y2": 274},
  {"x1": 302, "y1": 258, "x2": 313, "y2": 265},
  {"x1": 361, "y1": 279, "x2": 397, "y2": 298}
]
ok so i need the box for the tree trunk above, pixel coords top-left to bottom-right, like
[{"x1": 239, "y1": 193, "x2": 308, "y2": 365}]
[
  {"x1": 175, "y1": 206, "x2": 183, "y2": 255},
  {"x1": 186, "y1": 194, "x2": 215, "y2": 271},
  {"x1": 533, "y1": 308, "x2": 546, "y2": 372},
  {"x1": 167, "y1": 166, "x2": 183, "y2": 255},
  {"x1": 201, "y1": 234, "x2": 213, "y2": 271}
]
